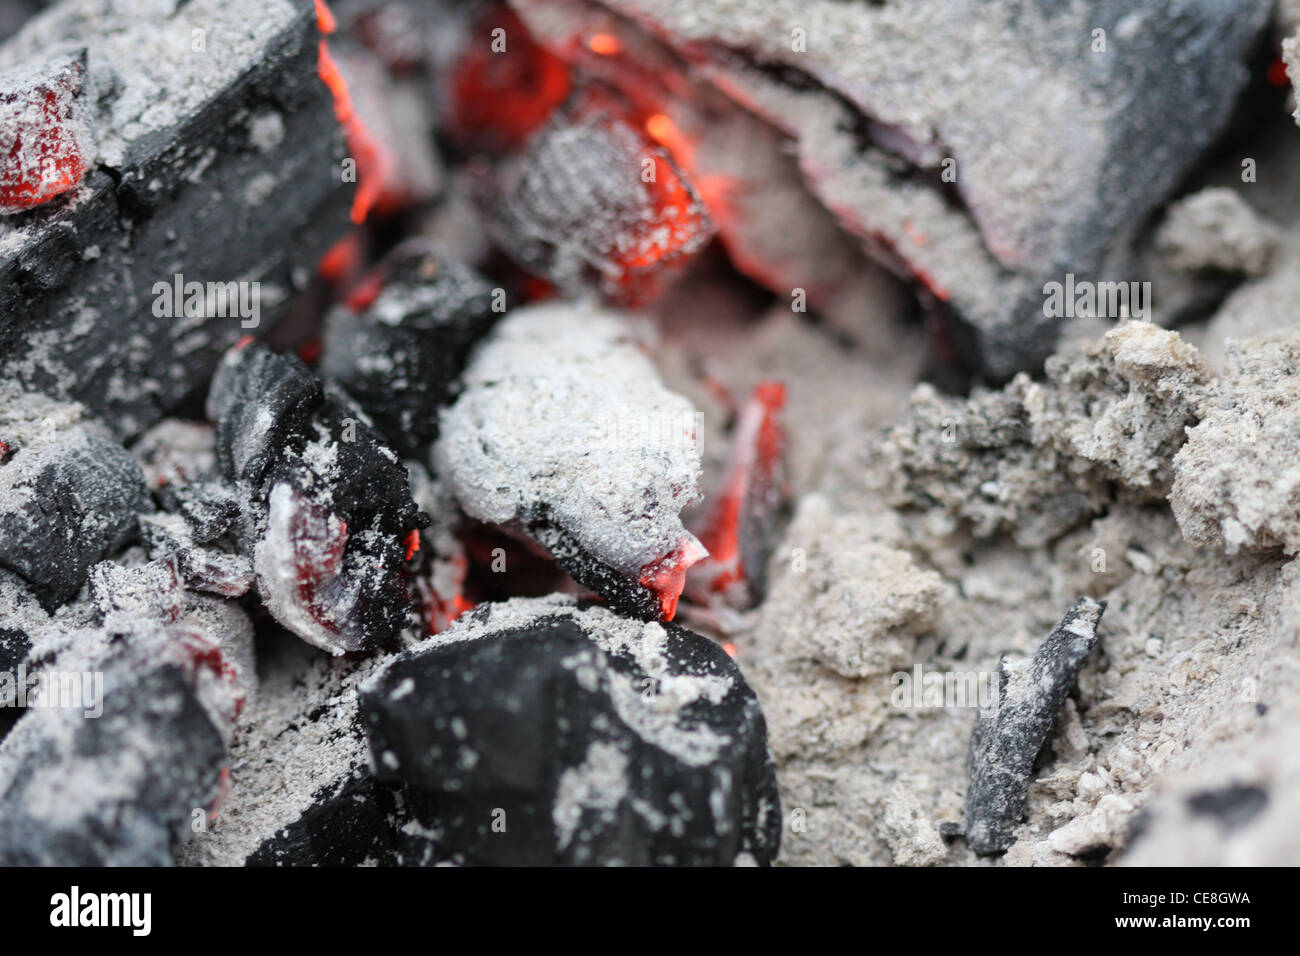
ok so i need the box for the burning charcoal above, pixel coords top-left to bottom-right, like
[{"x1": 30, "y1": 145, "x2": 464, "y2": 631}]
[
  {"x1": 207, "y1": 342, "x2": 426, "y2": 654},
  {"x1": 0, "y1": 624, "x2": 242, "y2": 865},
  {"x1": 0, "y1": 0, "x2": 353, "y2": 438},
  {"x1": 84, "y1": 552, "x2": 257, "y2": 694},
  {"x1": 689, "y1": 382, "x2": 789, "y2": 609},
  {"x1": 434, "y1": 302, "x2": 706, "y2": 622},
  {"x1": 0, "y1": 390, "x2": 148, "y2": 609},
  {"x1": 965, "y1": 597, "x2": 1106, "y2": 855},
  {"x1": 326, "y1": 43, "x2": 443, "y2": 218},
  {"x1": 485, "y1": 99, "x2": 715, "y2": 305},
  {"x1": 319, "y1": 239, "x2": 501, "y2": 458},
  {"x1": 405, "y1": 459, "x2": 475, "y2": 635},
  {"x1": 519, "y1": 0, "x2": 1271, "y2": 379},
  {"x1": 0, "y1": 51, "x2": 95, "y2": 215},
  {"x1": 359, "y1": 596, "x2": 781, "y2": 866}
]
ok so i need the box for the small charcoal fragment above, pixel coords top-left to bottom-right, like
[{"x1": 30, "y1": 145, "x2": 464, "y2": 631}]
[
  {"x1": 0, "y1": 395, "x2": 148, "y2": 609},
  {"x1": 1186, "y1": 784, "x2": 1269, "y2": 831},
  {"x1": 0, "y1": 625, "x2": 241, "y2": 865},
  {"x1": 689, "y1": 382, "x2": 789, "y2": 609},
  {"x1": 207, "y1": 342, "x2": 425, "y2": 654},
  {"x1": 434, "y1": 302, "x2": 706, "y2": 621},
  {"x1": 965, "y1": 597, "x2": 1106, "y2": 855},
  {"x1": 359, "y1": 596, "x2": 781, "y2": 865},
  {"x1": 319, "y1": 239, "x2": 500, "y2": 458},
  {"x1": 139, "y1": 512, "x2": 254, "y2": 599}
]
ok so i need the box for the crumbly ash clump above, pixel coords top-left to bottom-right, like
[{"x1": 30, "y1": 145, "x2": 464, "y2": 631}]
[{"x1": 1171, "y1": 328, "x2": 1300, "y2": 555}]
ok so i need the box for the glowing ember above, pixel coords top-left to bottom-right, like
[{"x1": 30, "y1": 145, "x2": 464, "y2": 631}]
[
  {"x1": 313, "y1": 0, "x2": 337, "y2": 34},
  {"x1": 639, "y1": 537, "x2": 709, "y2": 621},
  {"x1": 1268, "y1": 56, "x2": 1290, "y2": 88},
  {"x1": 0, "y1": 56, "x2": 96, "y2": 216},
  {"x1": 446, "y1": 8, "x2": 572, "y2": 153},
  {"x1": 316, "y1": 40, "x2": 390, "y2": 224},
  {"x1": 588, "y1": 33, "x2": 622, "y2": 56},
  {"x1": 690, "y1": 382, "x2": 789, "y2": 608}
]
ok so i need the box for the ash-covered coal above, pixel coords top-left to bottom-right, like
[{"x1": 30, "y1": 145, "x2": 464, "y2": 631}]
[
  {"x1": 0, "y1": 622, "x2": 242, "y2": 866},
  {"x1": 434, "y1": 301, "x2": 706, "y2": 621},
  {"x1": 516, "y1": 0, "x2": 1272, "y2": 379},
  {"x1": 359, "y1": 596, "x2": 780, "y2": 865},
  {"x1": 207, "y1": 342, "x2": 426, "y2": 655},
  {"x1": 0, "y1": 384, "x2": 147, "y2": 609}
]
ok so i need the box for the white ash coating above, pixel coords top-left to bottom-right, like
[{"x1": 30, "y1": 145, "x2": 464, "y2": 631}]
[
  {"x1": 0, "y1": 0, "x2": 298, "y2": 170},
  {"x1": 434, "y1": 302, "x2": 704, "y2": 577}
]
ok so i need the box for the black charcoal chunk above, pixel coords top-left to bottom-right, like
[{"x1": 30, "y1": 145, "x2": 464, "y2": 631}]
[
  {"x1": 359, "y1": 597, "x2": 781, "y2": 866},
  {"x1": 0, "y1": 0, "x2": 352, "y2": 438},
  {"x1": 965, "y1": 597, "x2": 1105, "y2": 855},
  {"x1": 0, "y1": 415, "x2": 148, "y2": 609},
  {"x1": 247, "y1": 771, "x2": 401, "y2": 867},
  {"x1": 320, "y1": 239, "x2": 500, "y2": 458},
  {"x1": 0, "y1": 626, "x2": 238, "y2": 865},
  {"x1": 207, "y1": 343, "x2": 425, "y2": 655}
]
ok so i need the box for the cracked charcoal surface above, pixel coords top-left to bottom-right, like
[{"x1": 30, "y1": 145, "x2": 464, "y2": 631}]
[
  {"x1": 964, "y1": 597, "x2": 1105, "y2": 855},
  {"x1": 434, "y1": 301, "x2": 705, "y2": 620},
  {"x1": 207, "y1": 343, "x2": 425, "y2": 655},
  {"x1": 319, "y1": 239, "x2": 501, "y2": 459},
  {"x1": 359, "y1": 596, "x2": 780, "y2": 865}
]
